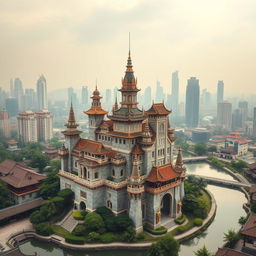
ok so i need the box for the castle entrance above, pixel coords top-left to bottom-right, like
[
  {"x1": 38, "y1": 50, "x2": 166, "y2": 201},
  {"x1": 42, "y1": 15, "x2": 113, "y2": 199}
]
[
  {"x1": 161, "y1": 193, "x2": 172, "y2": 217},
  {"x1": 80, "y1": 201, "x2": 86, "y2": 210}
]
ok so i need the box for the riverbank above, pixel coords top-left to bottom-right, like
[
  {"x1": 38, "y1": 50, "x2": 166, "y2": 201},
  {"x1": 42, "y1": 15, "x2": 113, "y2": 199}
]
[{"x1": 4, "y1": 189, "x2": 216, "y2": 252}]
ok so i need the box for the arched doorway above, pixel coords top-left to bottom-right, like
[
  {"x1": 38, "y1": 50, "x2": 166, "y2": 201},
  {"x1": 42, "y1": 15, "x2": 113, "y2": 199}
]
[
  {"x1": 80, "y1": 201, "x2": 86, "y2": 210},
  {"x1": 161, "y1": 193, "x2": 172, "y2": 216}
]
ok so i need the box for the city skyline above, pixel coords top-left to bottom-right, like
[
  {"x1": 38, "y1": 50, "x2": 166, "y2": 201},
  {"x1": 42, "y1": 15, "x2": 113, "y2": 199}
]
[{"x1": 0, "y1": 0, "x2": 256, "y2": 94}]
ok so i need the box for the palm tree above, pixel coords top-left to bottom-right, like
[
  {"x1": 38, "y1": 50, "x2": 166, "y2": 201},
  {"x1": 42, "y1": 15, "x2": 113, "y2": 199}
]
[
  {"x1": 223, "y1": 229, "x2": 240, "y2": 248},
  {"x1": 194, "y1": 245, "x2": 213, "y2": 256}
]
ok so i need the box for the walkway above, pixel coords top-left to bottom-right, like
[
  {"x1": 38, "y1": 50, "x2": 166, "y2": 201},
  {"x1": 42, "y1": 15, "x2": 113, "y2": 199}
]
[
  {"x1": 57, "y1": 210, "x2": 78, "y2": 232},
  {"x1": 183, "y1": 156, "x2": 208, "y2": 163},
  {"x1": 188, "y1": 174, "x2": 251, "y2": 189}
]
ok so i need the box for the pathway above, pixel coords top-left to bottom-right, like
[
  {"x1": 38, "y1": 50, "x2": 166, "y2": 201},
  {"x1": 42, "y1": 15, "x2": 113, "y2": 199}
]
[{"x1": 57, "y1": 210, "x2": 78, "y2": 232}]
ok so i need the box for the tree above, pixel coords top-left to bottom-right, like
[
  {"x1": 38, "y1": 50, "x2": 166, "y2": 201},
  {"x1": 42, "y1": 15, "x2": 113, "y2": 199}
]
[
  {"x1": 238, "y1": 216, "x2": 247, "y2": 226},
  {"x1": 0, "y1": 181, "x2": 12, "y2": 209},
  {"x1": 223, "y1": 229, "x2": 240, "y2": 248},
  {"x1": 29, "y1": 151, "x2": 49, "y2": 171},
  {"x1": 57, "y1": 188, "x2": 74, "y2": 205},
  {"x1": 39, "y1": 172, "x2": 60, "y2": 199},
  {"x1": 84, "y1": 212, "x2": 105, "y2": 232},
  {"x1": 0, "y1": 146, "x2": 13, "y2": 162},
  {"x1": 47, "y1": 158, "x2": 61, "y2": 172},
  {"x1": 194, "y1": 143, "x2": 208, "y2": 156},
  {"x1": 194, "y1": 246, "x2": 213, "y2": 256},
  {"x1": 207, "y1": 145, "x2": 217, "y2": 153},
  {"x1": 49, "y1": 137, "x2": 63, "y2": 149},
  {"x1": 147, "y1": 235, "x2": 180, "y2": 256}
]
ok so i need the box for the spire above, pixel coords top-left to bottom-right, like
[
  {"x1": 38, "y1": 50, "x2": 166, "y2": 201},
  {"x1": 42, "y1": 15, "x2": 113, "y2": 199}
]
[
  {"x1": 65, "y1": 103, "x2": 79, "y2": 129},
  {"x1": 113, "y1": 96, "x2": 118, "y2": 111},
  {"x1": 175, "y1": 148, "x2": 184, "y2": 169},
  {"x1": 130, "y1": 155, "x2": 141, "y2": 180}
]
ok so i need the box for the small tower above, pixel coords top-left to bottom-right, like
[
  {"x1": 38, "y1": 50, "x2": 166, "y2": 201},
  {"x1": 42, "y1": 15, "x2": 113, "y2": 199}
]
[
  {"x1": 127, "y1": 155, "x2": 144, "y2": 233},
  {"x1": 58, "y1": 143, "x2": 69, "y2": 171},
  {"x1": 84, "y1": 87, "x2": 107, "y2": 140},
  {"x1": 62, "y1": 103, "x2": 82, "y2": 172}
]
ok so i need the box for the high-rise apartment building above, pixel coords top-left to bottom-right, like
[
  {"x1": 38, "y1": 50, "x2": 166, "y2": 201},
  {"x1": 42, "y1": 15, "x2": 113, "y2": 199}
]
[
  {"x1": 37, "y1": 75, "x2": 48, "y2": 110},
  {"x1": 232, "y1": 109, "x2": 242, "y2": 130},
  {"x1": 144, "y1": 87, "x2": 152, "y2": 109},
  {"x1": 253, "y1": 107, "x2": 256, "y2": 138},
  {"x1": 24, "y1": 88, "x2": 36, "y2": 111},
  {"x1": 35, "y1": 110, "x2": 53, "y2": 142},
  {"x1": 0, "y1": 111, "x2": 11, "y2": 138},
  {"x1": 185, "y1": 77, "x2": 200, "y2": 127},
  {"x1": 217, "y1": 80, "x2": 224, "y2": 104},
  {"x1": 81, "y1": 86, "x2": 89, "y2": 109},
  {"x1": 17, "y1": 111, "x2": 38, "y2": 145},
  {"x1": 156, "y1": 81, "x2": 164, "y2": 102},
  {"x1": 238, "y1": 101, "x2": 248, "y2": 128},
  {"x1": 217, "y1": 101, "x2": 232, "y2": 130},
  {"x1": 171, "y1": 71, "x2": 179, "y2": 116},
  {"x1": 14, "y1": 78, "x2": 23, "y2": 111}
]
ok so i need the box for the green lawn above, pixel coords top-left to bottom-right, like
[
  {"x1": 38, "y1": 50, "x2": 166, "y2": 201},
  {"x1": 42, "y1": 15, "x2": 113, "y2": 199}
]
[{"x1": 51, "y1": 224, "x2": 70, "y2": 237}]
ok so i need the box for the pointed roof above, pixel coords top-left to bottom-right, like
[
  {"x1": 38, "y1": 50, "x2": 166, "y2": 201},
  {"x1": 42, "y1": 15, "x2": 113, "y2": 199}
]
[
  {"x1": 175, "y1": 148, "x2": 184, "y2": 168},
  {"x1": 131, "y1": 144, "x2": 144, "y2": 155},
  {"x1": 130, "y1": 154, "x2": 141, "y2": 180},
  {"x1": 145, "y1": 103, "x2": 171, "y2": 116},
  {"x1": 65, "y1": 103, "x2": 79, "y2": 129},
  {"x1": 147, "y1": 165, "x2": 180, "y2": 183}
]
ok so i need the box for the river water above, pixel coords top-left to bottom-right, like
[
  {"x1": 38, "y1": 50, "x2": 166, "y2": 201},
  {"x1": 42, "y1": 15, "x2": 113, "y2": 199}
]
[{"x1": 20, "y1": 162, "x2": 247, "y2": 256}]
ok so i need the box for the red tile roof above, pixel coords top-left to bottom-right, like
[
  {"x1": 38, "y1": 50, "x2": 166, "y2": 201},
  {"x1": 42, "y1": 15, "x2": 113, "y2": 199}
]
[
  {"x1": 147, "y1": 165, "x2": 180, "y2": 182},
  {"x1": 74, "y1": 139, "x2": 109, "y2": 154},
  {"x1": 146, "y1": 103, "x2": 171, "y2": 115},
  {"x1": 249, "y1": 184, "x2": 256, "y2": 194},
  {"x1": 0, "y1": 160, "x2": 46, "y2": 188},
  {"x1": 84, "y1": 106, "x2": 108, "y2": 115},
  {"x1": 240, "y1": 214, "x2": 256, "y2": 238},
  {"x1": 131, "y1": 144, "x2": 144, "y2": 154},
  {"x1": 215, "y1": 248, "x2": 251, "y2": 256}
]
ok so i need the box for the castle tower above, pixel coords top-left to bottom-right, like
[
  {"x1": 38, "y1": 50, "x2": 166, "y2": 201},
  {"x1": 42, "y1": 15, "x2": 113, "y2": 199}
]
[
  {"x1": 62, "y1": 103, "x2": 82, "y2": 172},
  {"x1": 84, "y1": 87, "x2": 107, "y2": 140},
  {"x1": 127, "y1": 155, "x2": 144, "y2": 233}
]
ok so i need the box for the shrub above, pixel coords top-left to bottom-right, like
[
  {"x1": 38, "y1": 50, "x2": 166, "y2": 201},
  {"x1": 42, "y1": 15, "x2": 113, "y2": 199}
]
[
  {"x1": 100, "y1": 232, "x2": 116, "y2": 243},
  {"x1": 50, "y1": 196, "x2": 64, "y2": 211},
  {"x1": 115, "y1": 214, "x2": 133, "y2": 232},
  {"x1": 65, "y1": 234, "x2": 85, "y2": 244},
  {"x1": 35, "y1": 222, "x2": 53, "y2": 236},
  {"x1": 72, "y1": 211, "x2": 86, "y2": 220},
  {"x1": 81, "y1": 210, "x2": 88, "y2": 217},
  {"x1": 72, "y1": 225, "x2": 86, "y2": 236},
  {"x1": 120, "y1": 226, "x2": 136, "y2": 242},
  {"x1": 40, "y1": 201, "x2": 57, "y2": 220},
  {"x1": 87, "y1": 232, "x2": 101, "y2": 242},
  {"x1": 135, "y1": 233, "x2": 146, "y2": 241},
  {"x1": 175, "y1": 214, "x2": 186, "y2": 225},
  {"x1": 30, "y1": 210, "x2": 47, "y2": 225},
  {"x1": 84, "y1": 212, "x2": 105, "y2": 232},
  {"x1": 58, "y1": 189, "x2": 74, "y2": 204},
  {"x1": 144, "y1": 225, "x2": 167, "y2": 235},
  {"x1": 193, "y1": 218, "x2": 203, "y2": 226}
]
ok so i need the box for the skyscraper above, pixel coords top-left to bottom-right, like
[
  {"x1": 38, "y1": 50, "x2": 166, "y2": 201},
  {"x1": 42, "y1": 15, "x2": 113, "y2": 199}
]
[
  {"x1": 217, "y1": 80, "x2": 224, "y2": 104},
  {"x1": 156, "y1": 81, "x2": 164, "y2": 102},
  {"x1": 253, "y1": 107, "x2": 256, "y2": 138},
  {"x1": 232, "y1": 109, "x2": 242, "y2": 130},
  {"x1": 5, "y1": 98, "x2": 18, "y2": 117},
  {"x1": 144, "y1": 87, "x2": 152, "y2": 109},
  {"x1": 17, "y1": 111, "x2": 38, "y2": 145},
  {"x1": 24, "y1": 88, "x2": 36, "y2": 111},
  {"x1": 217, "y1": 101, "x2": 232, "y2": 130},
  {"x1": 171, "y1": 71, "x2": 179, "y2": 116},
  {"x1": 37, "y1": 75, "x2": 48, "y2": 110},
  {"x1": 238, "y1": 101, "x2": 248, "y2": 128},
  {"x1": 185, "y1": 77, "x2": 200, "y2": 127},
  {"x1": 0, "y1": 111, "x2": 11, "y2": 138},
  {"x1": 35, "y1": 110, "x2": 53, "y2": 142},
  {"x1": 14, "y1": 78, "x2": 23, "y2": 111},
  {"x1": 81, "y1": 86, "x2": 89, "y2": 109}
]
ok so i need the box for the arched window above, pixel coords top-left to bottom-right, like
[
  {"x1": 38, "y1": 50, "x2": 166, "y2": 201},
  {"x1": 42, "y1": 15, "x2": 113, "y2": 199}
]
[
  {"x1": 107, "y1": 200, "x2": 112, "y2": 209},
  {"x1": 95, "y1": 172, "x2": 99, "y2": 179},
  {"x1": 120, "y1": 169, "x2": 124, "y2": 176},
  {"x1": 83, "y1": 167, "x2": 87, "y2": 179}
]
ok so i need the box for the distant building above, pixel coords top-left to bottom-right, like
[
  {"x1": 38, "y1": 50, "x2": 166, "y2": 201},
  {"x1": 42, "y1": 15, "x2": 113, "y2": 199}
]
[
  {"x1": 192, "y1": 128, "x2": 210, "y2": 143},
  {"x1": 253, "y1": 107, "x2": 256, "y2": 138},
  {"x1": 43, "y1": 147, "x2": 58, "y2": 159},
  {"x1": 185, "y1": 77, "x2": 200, "y2": 127},
  {"x1": 14, "y1": 78, "x2": 23, "y2": 111},
  {"x1": 0, "y1": 110, "x2": 11, "y2": 138},
  {"x1": 24, "y1": 88, "x2": 36, "y2": 111},
  {"x1": 81, "y1": 86, "x2": 89, "y2": 109},
  {"x1": 17, "y1": 111, "x2": 38, "y2": 145},
  {"x1": 245, "y1": 162, "x2": 256, "y2": 181},
  {"x1": 217, "y1": 101, "x2": 232, "y2": 130},
  {"x1": 171, "y1": 71, "x2": 179, "y2": 117},
  {"x1": 5, "y1": 98, "x2": 18, "y2": 117},
  {"x1": 215, "y1": 248, "x2": 251, "y2": 256},
  {"x1": 217, "y1": 80, "x2": 224, "y2": 104},
  {"x1": 7, "y1": 139, "x2": 20, "y2": 153},
  {"x1": 35, "y1": 110, "x2": 53, "y2": 142},
  {"x1": 156, "y1": 81, "x2": 164, "y2": 102},
  {"x1": 144, "y1": 87, "x2": 152, "y2": 109},
  {"x1": 0, "y1": 159, "x2": 46, "y2": 204},
  {"x1": 37, "y1": 75, "x2": 48, "y2": 110},
  {"x1": 232, "y1": 108, "x2": 243, "y2": 130},
  {"x1": 238, "y1": 101, "x2": 248, "y2": 129}
]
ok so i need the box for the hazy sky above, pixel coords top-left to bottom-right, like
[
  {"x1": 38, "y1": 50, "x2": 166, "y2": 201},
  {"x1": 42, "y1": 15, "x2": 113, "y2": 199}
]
[{"x1": 0, "y1": 0, "x2": 256, "y2": 95}]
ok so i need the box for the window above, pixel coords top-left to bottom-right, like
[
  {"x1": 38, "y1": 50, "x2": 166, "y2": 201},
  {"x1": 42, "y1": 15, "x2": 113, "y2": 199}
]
[
  {"x1": 123, "y1": 139, "x2": 126, "y2": 144},
  {"x1": 112, "y1": 169, "x2": 115, "y2": 176},
  {"x1": 65, "y1": 183, "x2": 71, "y2": 189},
  {"x1": 80, "y1": 190, "x2": 87, "y2": 199},
  {"x1": 152, "y1": 151, "x2": 155, "y2": 157},
  {"x1": 75, "y1": 161, "x2": 78, "y2": 168},
  {"x1": 107, "y1": 200, "x2": 112, "y2": 209},
  {"x1": 120, "y1": 169, "x2": 124, "y2": 176},
  {"x1": 95, "y1": 172, "x2": 99, "y2": 179}
]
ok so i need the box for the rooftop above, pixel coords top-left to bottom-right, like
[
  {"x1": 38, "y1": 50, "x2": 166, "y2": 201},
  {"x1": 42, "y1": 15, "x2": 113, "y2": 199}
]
[
  {"x1": 146, "y1": 103, "x2": 171, "y2": 116},
  {"x1": 240, "y1": 214, "x2": 256, "y2": 238}
]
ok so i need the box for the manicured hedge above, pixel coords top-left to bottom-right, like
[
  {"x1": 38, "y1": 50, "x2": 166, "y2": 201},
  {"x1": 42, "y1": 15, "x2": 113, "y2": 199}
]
[
  {"x1": 193, "y1": 218, "x2": 203, "y2": 226},
  {"x1": 175, "y1": 214, "x2": 186, "y2": 225},
  {"x1": 72, "y1": 210, "x2": 87, "y2": 220},
  {"x1": 144, "y1": 225, "x2": 167, "y2": 235},
  {"x1": 100, "y1": 232, "x2": 116, "y2": 243},
  {"x1": 65, "y1": 234, "x2": 85, "y2": 244},
  {"x1": 35, "y1": 222, "x2": 53, "y2": 236}
]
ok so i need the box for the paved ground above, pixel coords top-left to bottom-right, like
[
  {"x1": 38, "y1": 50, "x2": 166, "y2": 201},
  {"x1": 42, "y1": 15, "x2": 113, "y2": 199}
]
[{"x1": 0, "y1": 218, "x2": 32, "y2": 250}]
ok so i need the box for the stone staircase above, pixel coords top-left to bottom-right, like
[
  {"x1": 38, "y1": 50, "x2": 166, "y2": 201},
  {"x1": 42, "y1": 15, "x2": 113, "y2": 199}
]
[{"x1": 58, "y1": 210, "x2": 78, "y2": 232}]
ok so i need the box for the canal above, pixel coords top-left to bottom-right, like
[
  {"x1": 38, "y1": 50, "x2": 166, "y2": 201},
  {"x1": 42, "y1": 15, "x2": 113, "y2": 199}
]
[{"x1": 20, "y1": 162, "x2": 247, "y2": 256}]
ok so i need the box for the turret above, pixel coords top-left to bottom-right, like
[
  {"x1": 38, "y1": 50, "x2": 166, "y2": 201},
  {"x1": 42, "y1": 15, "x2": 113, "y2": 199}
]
[
  {"x1": 62, "y1": 103, "x2": 82, "y2": 172},
  {"x1": 127, "y1": 155, "x2": 144, "y2": 233},
  {"x1": 84, "y1": 87, "x2": 107, "y2": 140}
]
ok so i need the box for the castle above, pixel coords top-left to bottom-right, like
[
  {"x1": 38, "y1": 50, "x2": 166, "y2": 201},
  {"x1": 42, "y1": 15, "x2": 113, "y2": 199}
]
[{"x1": 59, "y1": 50, "x2": 186, "y2": 232}]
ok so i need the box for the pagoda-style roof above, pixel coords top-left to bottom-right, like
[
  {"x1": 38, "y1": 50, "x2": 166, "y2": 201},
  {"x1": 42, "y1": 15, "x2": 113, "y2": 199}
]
[
  {"x1": 240, "y1": 214, "x2": 256, "y2": 238},
  {"x1": 146, "y1": 103, "x2": 171, "y2": 116},
  {"x1": 146, "y1": 164, "x2": 180, "y2": 183},
  {"x1": 131, "y1": 144, "x2": 144, "y2": 155},
  {"x1": 84, "y1": 107, "x2": 108, "y2": 115},
  {"x1": 74, "y1": 139, "x2": 110, "y2": 155},
  {"x1": 0, "y1": 160, "x2": 46, "y2": 188},
  {"x1": 109, "y1": 107, "x2": 145, "y2": 122}
]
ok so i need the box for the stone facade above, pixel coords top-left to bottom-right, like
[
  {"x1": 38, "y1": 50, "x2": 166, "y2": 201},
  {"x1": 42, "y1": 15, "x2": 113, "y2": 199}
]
[{"x1": 59, "y1": 51, "x2": 186, "y2": 231}]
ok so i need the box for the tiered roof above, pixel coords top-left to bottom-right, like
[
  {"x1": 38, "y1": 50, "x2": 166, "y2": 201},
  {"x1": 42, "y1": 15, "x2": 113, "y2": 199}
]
[
  {"x1": 146, "y1": 103, "x2": 171, "y2": 116},
  {"x1": 240, "y1": 213, "x2": 256, "y2": 239},
  {"x1": 147, "y1": 165, "x2": 180, "y2": 183}
]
